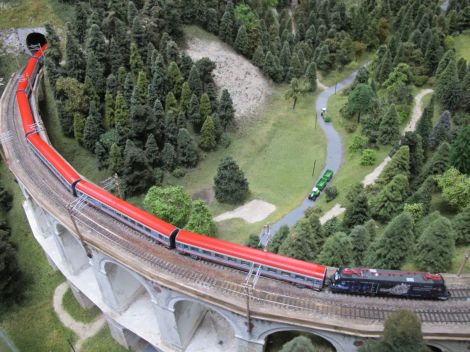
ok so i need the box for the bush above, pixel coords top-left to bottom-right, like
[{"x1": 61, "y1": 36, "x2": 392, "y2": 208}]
[
  {"x1": 325, "y1": 186, "x2": 338, "y2": 202},
  {"x1": 397, "y1": 104, "x2": 411, "y2": 124},
  {"x1": 172, "y1": 168, "x2": 186, "y2": 178},
  {"x1": 413, "y1": 75, "x2": 429, "y2": 87},
  {"x1": 348, "y1": 135, "x2": 368, "y2": 154},
  {"x1": 220, "y1": 133, "x2": 231, "y2": 148},
  {"x1": 360, "y1": 149, "x2": 376, "y2": 166},
  {"x1": 324, "y1": 116, "x2": 332, "y2": 123},
  {"x1": 153, "y1": 168, "x2": 164, "y2": 185}
]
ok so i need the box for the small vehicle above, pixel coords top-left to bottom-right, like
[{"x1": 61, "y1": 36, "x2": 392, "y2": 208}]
[
  {"x1": 308, "y1": 187, "x2": 320, "y2": 200},
  {"x1": 323, "y1": 169, "x2": 334, "y2": 181},
  {"x1": 316, "y1": 177, "x2": 328, "y2": 191},
  {"x1": 330, "y1": 267, "x2": 450, "y2": 300}
]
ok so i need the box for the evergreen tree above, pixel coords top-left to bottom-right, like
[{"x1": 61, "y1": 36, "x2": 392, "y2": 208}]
[
  {"x1": 122, "y1": 140, "x2": 154, "y2": 197},
  {"x1": 401, "y1": 132, "x2": 424, "y2": 177},
  {"x1": 235, "y1": 25, "x2": 249, "y2": 57},
  {"x1": 131, "y1": 16, "x2": 147, "y2": 57},
  {"x1": 95, "y1": 141, "x2": 108, "y2": 170},
  {"x1": 305, "y1": 61, "x2": 317, "y2": 92},
  {"x1": 278, "y1": 222, "x2": 317, "y2": 262},
  {"x1": 73, "y1": 113, "x2": 86, "y2": 144},
  {"x1": 416, "y1": 98, "x2": 434, "y2": 153},
  {"x1": 104, "y1": 90, "x2": 114, "y2": 128},
  {"x1": 359, "y1": 310, "x2": 429, "y2": 352},
  {"x1": 130, "y1": 42, "x2": 144, "y2": 77},
  {"x1": 279, "y1": 41, "x2": 291, "y2": 80},
  {"x1": 165, "y1": 92, "x2": 179, "y2": 114},
  {"x1": 0, "y1": 181, "x2": 12, "y2": 212},
  {"x1": 185, "y1": 200, "x2": 216, "y2": 237},
  {"x1": 436, "y1": 55, "x2": 462, "y2": 111},
  {"x1": 218, "y1": 89, "x2": 235, "y2": 130},
  {"x1": 180, "y1": 82, "x2": 191, "y2": 115},
  {"x1": 370, "y1": 174, "x2": 409, "y2": 222},
  {"x1": 123, "y1": 72, "x2": 134, "y2": 107},
  {"x1": 149, "y1": 54, "x2": 166, "y2": 105},
  {"x1": 206, "y1": 82, "x2": 218, "y2": 112},
  {"x1": 64, "y1": 29, "x2": 86, "y2": 82},
  {"x1": 453, "y1": 206, "x2": 470, "y2": 245},
  {"x1": 378, "y1": 104, "x2": 400, "y2": 145},
  {"x1": 188, "y1": 65, "x2": 202, "y2": 97},
  {"x1": 263, "y1": 51, "x2": 282, "y2": 82},
  {"x1": 166, "y1": 61, "x2": 184, "y2": 96},
  {"x1": 245, "y1": 234, "x2": 261, "y2": 249},
  {"x1": 109, "y1": 143, "x2": 123, "y2": 175},
  {"x1": 219, "y1": 1, "x2": 235, "y2": 44},
  {"x1": 82, "y1": 101, "x2": 104, "y2": 151},
  {"x1": 418, "y1": 142, "x2": 451, "y2": 184},
  {"x1": 164, "y1": 112, "x2": 178, "y2": 146},
  {"x1": 188, "y1": 94, "x2": 202, "y2": 131},
  {"x1": 343, "y1": 83, "x2": 375, "y2": 122},
  {"x1": 377, "y1": 146, "x2": 410, "y2": 185},
  {"x1": 85, "y1": 52, "x2": 105, "y2": 96},
  {"x1": 199, "y1": 93, "x2": 212, "y2": 122},
  {"x1": 199, "y1": 115, "x2": 217, "y2": 151},
  {"x1": 145, "y1": 134, "x2": 160, "y2": 168},
  {"x1": 86, "y1": 24, "x2": 107, "y2": 65},
  {"x1": 288, "y1": 53, "x2": 303, "y2": 80},
  {"x1": 162, "y1": 142, "x2": 177, "y2": 171},
  {"x1": 349, "y1": 225, "x2": 370, "y2": 266},
  {"x1": 252, "y1": 45, "x2": 265, "y2": 68},
  {"x1": 0, "y1": 223, "x2": 24, "y2": 307},
  {"x1": 177, "y1": 128, "x2": 199, "y2": 167},
  {"x1": 343, "y1": 193, "x2": 370, "y2": 229},
  {"x1": 267, "y1": 225, "x2": 289, "y2": 254},
  {"x1": 280, "y1": 336, "x2": 315, "y2": 352},
  {"x1": 450, "y1": 125, "x2": 470, "y2": 174},
  {"x1": 429, "y1": 111, "x2": 451, "y2": 151},
  {"x1": 415, "y1": 216, "x2": 455, "y2": 272},
  {"x1": 424, "y1": 31, "x2": 441, "y2": 75},
  {"x1": 213, "y1": 157, "x2": 249, "y2": 204},
  {"x1": 317, "y1": 232, "x2": 353, "y2": 267},
  {"x1": 376, "y1": 48, "x2": 392, "y2": 83},
  {"x1": 365, "y1": 212, "x2": 414, "y2": 269}
]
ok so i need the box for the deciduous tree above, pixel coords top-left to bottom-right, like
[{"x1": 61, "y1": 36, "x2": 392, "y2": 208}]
[
  {"x1": 144, "y1": 186, "x2": 192, "y2": 228},
  {"x1": 185, "y1": 200, "x2": 216, "y2": 237}
]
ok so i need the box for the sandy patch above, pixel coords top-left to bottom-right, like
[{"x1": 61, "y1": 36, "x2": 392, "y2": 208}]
[
  {"x1": 214, "y1": 199, "x2": 276, "y2": 224},
  {"x1": 185, "y1": 37, "x2": 273, "y2": 121},
  {"x1": 319, "y1": 203, "x2": 346, "y2": 224},
  {"x1": 404, "y1": 88, "x2": 434, "y2": 133}
]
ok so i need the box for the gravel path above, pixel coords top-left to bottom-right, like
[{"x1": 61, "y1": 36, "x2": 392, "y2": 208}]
[
  {"x1": 53, "y1": 282, "x2": 106, "y2": 351},
  {"x1": 214, "y1": 199, "x2": 276, "y2": 224}
]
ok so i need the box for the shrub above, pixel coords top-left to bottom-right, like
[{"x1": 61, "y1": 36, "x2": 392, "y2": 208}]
[
  {"x1": 324, "y1": 116, "x2": 332, "y2": 123},
  {"x1": 360, "y1": 149, "x2": 376, "y2": 166},
  {"x1": 172, "y1": 168, "x2": 186, "y2": 178},
  {"x1": 325, "y1": 186, "x2": 338, "y2": 202},
  {"x1": 413, "y1": 75, "x2": 429, "y2": 87},
  {"x1": 220, "y1": 133, "x2": 231, "y2": 148},
  {"x1": 348, "y1": 135, "x2": 368, "y2": 154}
]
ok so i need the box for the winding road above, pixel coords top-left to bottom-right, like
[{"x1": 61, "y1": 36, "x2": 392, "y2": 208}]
[{"x1": 263, "y1": 69, "x2": 359, "y2": 241}]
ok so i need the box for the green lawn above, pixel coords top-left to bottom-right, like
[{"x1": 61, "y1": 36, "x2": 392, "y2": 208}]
[
  {"x1": 0, "y1": 0, "x2": 73, "y2": 29},
  {"x1": 0, "y1": 164, "x2": 74, "y2": 352},
  {"x1": 62, "y1": 288, "x2": 101, "y2": 324},
  {"x1": 80, "y1": 326, "x2": 128, "y2": 352},
  {"x1": 167, "y1": 87, "x2": 326, "y2": 244},
  {"x1": 453, "y1": 33, "x2": 470, "y2": 61}
]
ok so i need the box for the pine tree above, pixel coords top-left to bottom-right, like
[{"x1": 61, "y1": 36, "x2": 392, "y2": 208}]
[
  {"x1": 64, "y1": 30, "x2": 85, "y2": 82},
  {"x1": 288, "y1": 53, "x2": 303, "y2": 80},
  {"x1": 424, "y1": 32, "x2": 442, "y2": 75},
  {"x1": 86, "y1": 24, "x2": 107, "y2": 65},
  {"x1": 305, "y1": 61, "x2": 317, "y2": 92},
  {"x1": 407, "y1": 176, "x2": 435, "y2": 215},
  {"x1": 0, "y1": 181, "x2": 12, "y2": 212},
  {"x1": 188, "y1": 65, "x2": 202, "y2": 97},
  {"x1": 436, "y1": 56, "x2": 462, "y2": 111},
  {"x1": 435, "y1": 50, "x2": 456, "y2": 78},
  {"x1": 166, "y1": 61, "x2": 184, "y2": 96},
  {"x1": 122, "y1": 140, "x2": 154, "y2": 197},
  {"x1": 453, "y1": 206, "x2": 470, "y2": 245},
  {"x1": 131, "y1": 16, "x2": 147, "y2": 57},
  {"x1": 180, "y1": 82, "x2": 191, "y2": 115},
  {"x1": 343, "y1": 193, "x2": 370, "y2": 228},
  {"x1": 370, "y1": 174, "x2": 409, "y2": 222},
  {"x1": 73, "y1": 3, "x2": 88, "y2": 39},
  {"x1": 164, "y1": 112, "x2": 178, "y2": 146},
  {"x1": 0, "y1": 223, "x2": 24, "y2": 306},
  {"x1": 429, "y1": 111, "x2": 451, "y2": 150},
  {"x1": 109, "y1": 143, "x2": 123, "y2": 174},
  {"x1": 149, "y1": 54, "x2": 166, "y2": 105},
  {"x1": 177, "y1": 128, "x2": 198, "y2": 167},
  {"x1": 185, "y1": 200, "x2": 216, "y2": 237},
  {"x1": 278, "y1": 225, "x2": 315, "y2": 262},
  {"x1": 165, "y1": 92, "x2": 179, "y2": 115},
  {"x1": 188, "y1": 94, "x2": 202, "y2": 131},
  {"x1": 82, "y1": 101, "x2": 104, "y2": 151},
  {"x1": 418, "y1": 142, "x2": 451, "y2": 185},
  {"x1": 376, "y1": 48, "x2": 392, "y2": 83},
  {"x1": 213, "y1": 157, "x2": 249, "y2": 204},
  {"x1": 416, "y1": 98, "x2": 434, "y2": 152},
  {"x1": 123, "y1": 72, "x2": 134, "y2": 107},
  {"x1": 252, "y1": 45, "x2": 265, "y2": 68},
  {"x1": 162, "y1": 142, "x2": 177, "y2": 171},
  {"x1": 451, "y1": 125, "x2": 470, "y2": 174},
  {"x1": 279, "y1": 41, "x2": 291, "y2": 80},
  {"x1": 378, "y1": 104, "x2": 400, "y2": 145},
  {"x1": 317, "y1": 232, "x2": 353, "y2": 267},
  {"x1": 415, "y1": 216, "x2": 455, "y2": 272},
  {"x1": 365, "y1": 212, "x2": 414, "y2": 269},
  {"x1": 219, "y1": 1, "x2": 235, "y2": 44},
  {"x1": 145, "y1": 134, "x2": 160, "y2": 168},
  {"x1": 235, "y1": 25, "x2": 249, "y2": 57},
  {"x1": 73, "y1": 113, "x2": 86, "y2": 144},
  {"x1": 267, "y1": 225, "x2": 289, "y2": 254},
  {"x1": 199, "y1": 115, "x2": 217, "y2": 151},
  {"x1": 199, "y1": 93, "x2": 212, "y2": 122},
  {"x1": 349, "y1": 225, "x2": 370, "y2": 266},
  {"x1": 218, "y1": 89, "x2": 235, "y2": 130},
  {"x1": 85, "y1": 52, "x2": 105, "y2": 97},
  {"x1": 129, "y1": 42, "x2": 144, "y2": 77},
  {"x1": 104, "y1": 90, "x2": 114, "y2": 128},
  {"x1": 377, "y1": 146, "x2": 410, "y2": 185},
  {"x1": 263, "y1": 51, "x2": 282, "y2": 82},
  {"x1": 95, "y1": 141, "x2": 108, "y2": 170}
]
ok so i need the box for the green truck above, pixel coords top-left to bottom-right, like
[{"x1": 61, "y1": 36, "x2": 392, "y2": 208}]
[{"x1": 308, "y1": 169, "x2": 334, "y2": 200}]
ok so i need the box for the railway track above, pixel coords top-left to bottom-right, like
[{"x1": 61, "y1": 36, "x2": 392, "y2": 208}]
[{"x1": 1, "y1": 71, "x2": 470, "y2": 330}]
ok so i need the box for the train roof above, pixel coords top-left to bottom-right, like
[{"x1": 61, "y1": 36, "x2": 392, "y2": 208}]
[
  {"x1": 17, "y1": 44, "x2": 47, "y2": 91},
  {"x1": 75, "y1": 180, "x2": 177, "y2": 237},
  {"x1": 27, "y1": 134, "x2": 81, "y2": 184},
  {"x1": 338, "y1": 267, "x2": 445, "y2": 285},
  {"x1": 16, "y1": 92, "x2": 35, "y2": 134},
  {"x1": 177, "y1": 230, "x2": 327, "y2": 280}
]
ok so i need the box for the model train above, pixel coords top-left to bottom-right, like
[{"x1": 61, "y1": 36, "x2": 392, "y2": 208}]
[{"x1": 13, "y1": 44, "x2": 449, "y2": 301}]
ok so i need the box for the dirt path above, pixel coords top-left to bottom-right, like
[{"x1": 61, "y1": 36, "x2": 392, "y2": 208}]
[
  {"x1": 214, "y1": 199, "x2": 276, "y2": 224},
  {"x1": 53, "y1": 282, "x2": 105, "y2": 351},
  {"x1": 185, "y1": 37, "x2": 272, "y2": 121},
  {"x1": 320, "y1": 88, "x2": 434, "y2": 223}
]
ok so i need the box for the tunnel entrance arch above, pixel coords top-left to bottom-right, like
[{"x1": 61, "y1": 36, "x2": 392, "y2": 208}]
[
  {"x1": 26, "y1": 32, "x2": 47, "y2": 53},
  {"x1": 263, "y1": 329, "x2": 336, "y2": 352}
]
